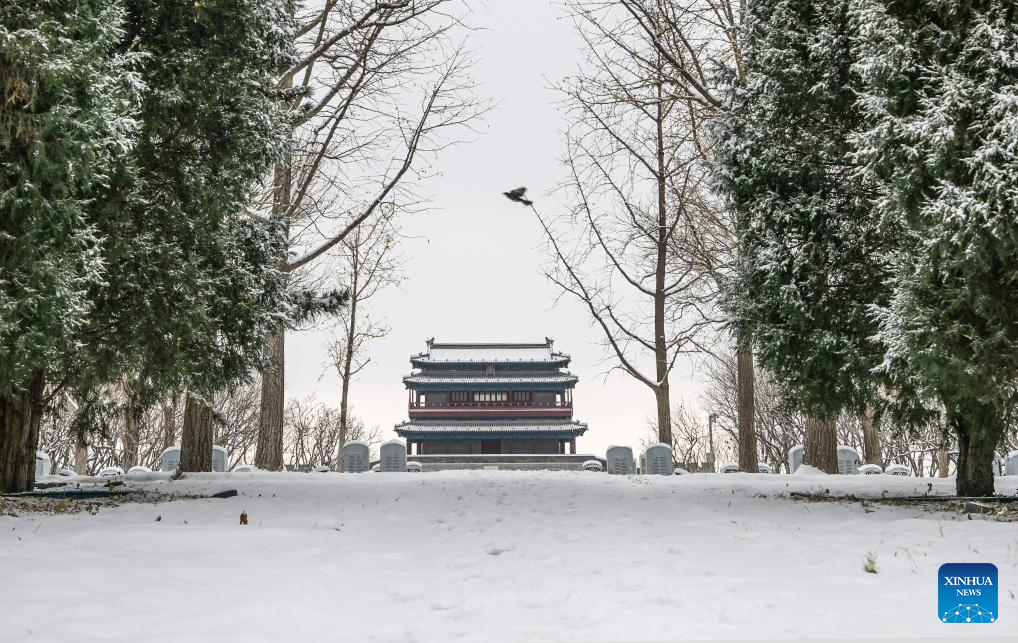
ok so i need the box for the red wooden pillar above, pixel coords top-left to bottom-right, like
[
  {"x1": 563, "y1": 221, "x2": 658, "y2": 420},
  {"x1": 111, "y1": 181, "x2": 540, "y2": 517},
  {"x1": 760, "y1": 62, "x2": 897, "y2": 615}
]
[
  {"x1": 406, "y1": 441, "x2": 412, "y2": 455},
  {"x1": 569, "y1": 439, "x2": 576, "y2": 454}
]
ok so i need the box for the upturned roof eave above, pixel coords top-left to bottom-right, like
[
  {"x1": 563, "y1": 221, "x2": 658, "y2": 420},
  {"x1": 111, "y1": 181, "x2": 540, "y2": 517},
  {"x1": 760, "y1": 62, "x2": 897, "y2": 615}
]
[
  {"x1": 409, "y1": 356, "x2": 572, "y2": 367},
  {"x1": 401, "y1": 375, "x2": 579, "y2": 388},
  {"x1": 393, "y1": 420, "x2": 589, "y2": 436}
]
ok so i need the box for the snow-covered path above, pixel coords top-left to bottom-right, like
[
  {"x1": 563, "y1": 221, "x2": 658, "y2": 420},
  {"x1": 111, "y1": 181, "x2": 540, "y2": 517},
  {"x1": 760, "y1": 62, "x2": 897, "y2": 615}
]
[{"x1": 2, "y1": 471, "x2": 1016, "y2": 641}]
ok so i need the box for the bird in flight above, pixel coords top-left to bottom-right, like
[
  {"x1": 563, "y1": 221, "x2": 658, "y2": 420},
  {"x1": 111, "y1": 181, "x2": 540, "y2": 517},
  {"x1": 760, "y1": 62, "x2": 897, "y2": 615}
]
[{"x1": 502, "y1": 187, "x2": 533, "y2": 206}]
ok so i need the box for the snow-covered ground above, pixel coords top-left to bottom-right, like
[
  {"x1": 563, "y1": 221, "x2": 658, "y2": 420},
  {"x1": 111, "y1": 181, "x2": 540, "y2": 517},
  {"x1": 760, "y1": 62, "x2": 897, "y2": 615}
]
[{"x1": 2, "y1": 471, "x2": 1016, "y2": 641}]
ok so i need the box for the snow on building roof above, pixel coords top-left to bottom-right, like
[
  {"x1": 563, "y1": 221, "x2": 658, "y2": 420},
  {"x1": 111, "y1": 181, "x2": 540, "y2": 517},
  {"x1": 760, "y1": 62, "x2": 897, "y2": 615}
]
[
  {"x1": 395, "y1": 420, "x2": 588, "y2": 435},
  {"x1": 403, "y1": 374, "x2": 578, "y2": 385},
  {"x1": 411, "y1": 338, "x2": 570, "y2": 364}
]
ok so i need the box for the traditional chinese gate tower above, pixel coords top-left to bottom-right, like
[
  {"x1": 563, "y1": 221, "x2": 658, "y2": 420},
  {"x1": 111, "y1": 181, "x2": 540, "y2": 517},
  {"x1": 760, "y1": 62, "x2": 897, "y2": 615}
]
[{"x1": 395, "y1": 339, "x2": 590, "y2": 468}]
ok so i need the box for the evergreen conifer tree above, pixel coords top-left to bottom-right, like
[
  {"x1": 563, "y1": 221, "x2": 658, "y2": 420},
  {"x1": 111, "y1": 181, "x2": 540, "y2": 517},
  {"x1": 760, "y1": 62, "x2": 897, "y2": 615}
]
[
  {"x1": 0, "y1": 0, "x2": 140, "y2": 491},
  {"x1": 854, "y1": 0, "x2": 1018, "y2": 496},
  {"x1": 716, "y1": 0, "x2": 887, "y2": 473},
  {"x1": 90, "y1": 0, "x2": 300, "y2": 471},
  {"x1": 2, "y1": 0, "x2": 312, "y2": 488},
  {"x1": 84, "y1": 0, "x2": 295, "y2": 394}
]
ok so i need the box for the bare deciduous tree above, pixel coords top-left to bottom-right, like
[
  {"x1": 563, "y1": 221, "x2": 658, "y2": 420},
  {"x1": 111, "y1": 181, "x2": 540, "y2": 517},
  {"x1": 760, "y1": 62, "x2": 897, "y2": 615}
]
[
  {"x1": 37, "y1": 383, "x2": 264, "y2": 474},
  {"x1": 284, "y1": 395, "x2": 381, "y2": 471},
  {"x1": 700, "y1": 352, "x2": 799, "y2": 471},
  {"x1": 327, "y1": 216, "x2": 403, "y2": 471},
  {"x1": 38, "y1": 390, "x2": 168, "y2": 474},
  {"x1": 255, "y1": 0, "x2": 487, "y2": 470},
  {"x1": 614, "y1": 0, "x2": 767, "y2": 470},
  {"x1": 643, "y1": 402, "x2": 721, "y2": 470},
  {"x1": 210, "y1": 385, "x2": 261, "y2": 470},
  {"x1": 697, "y1": 350, "x2": 983, "y2": 475},
  {"x1": 535, "y1": 1, "x2": 723, "y2": 445}
]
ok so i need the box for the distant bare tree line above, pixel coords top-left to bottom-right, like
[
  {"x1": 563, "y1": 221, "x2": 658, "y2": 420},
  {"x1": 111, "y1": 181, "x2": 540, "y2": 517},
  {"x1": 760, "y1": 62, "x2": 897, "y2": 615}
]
[
  {"x1": 36, "y1": 384, "x2": 379, "y2": 475},
  {"x1": 652, "y1": 351, "x2": 1018, "y2": 475}
]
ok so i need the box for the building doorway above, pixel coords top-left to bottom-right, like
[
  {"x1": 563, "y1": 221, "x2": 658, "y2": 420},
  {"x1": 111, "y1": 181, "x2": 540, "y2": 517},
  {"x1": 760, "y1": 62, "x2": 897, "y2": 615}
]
[{"x1": 480, "y1": 439, "x2": 501, "y2": 455}]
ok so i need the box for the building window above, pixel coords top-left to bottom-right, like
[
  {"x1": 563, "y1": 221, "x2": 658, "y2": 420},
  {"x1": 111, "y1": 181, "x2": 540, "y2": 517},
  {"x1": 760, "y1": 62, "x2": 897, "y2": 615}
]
[
  {"x1": 474, "y1": 392, "x2": 507, "y2": 402},
  {"x1": 512, "y1": 391, "x2": 530, "y2": 402},
  {"x1": 451, "y1": 391, "x2": 469, "y2": 402}
]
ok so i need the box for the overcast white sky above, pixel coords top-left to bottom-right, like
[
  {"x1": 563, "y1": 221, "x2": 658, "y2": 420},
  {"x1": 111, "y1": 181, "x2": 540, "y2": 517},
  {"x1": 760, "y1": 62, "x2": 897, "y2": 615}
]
[{"x1": 286, "y1": 0, "x2": 707, "y2": 456}]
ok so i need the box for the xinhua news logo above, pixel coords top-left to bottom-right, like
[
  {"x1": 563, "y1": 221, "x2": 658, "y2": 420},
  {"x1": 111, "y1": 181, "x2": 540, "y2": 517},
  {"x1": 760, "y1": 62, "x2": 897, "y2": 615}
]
[{"x1": 938, "y1": 563, "x2": 998, "y2": 623}]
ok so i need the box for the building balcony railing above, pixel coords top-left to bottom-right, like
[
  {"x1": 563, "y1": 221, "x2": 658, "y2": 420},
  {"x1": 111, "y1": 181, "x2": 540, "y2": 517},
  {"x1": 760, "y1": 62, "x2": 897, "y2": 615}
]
[{"x1": 409, "y1": 401, "x2": 572, "y2": 409}]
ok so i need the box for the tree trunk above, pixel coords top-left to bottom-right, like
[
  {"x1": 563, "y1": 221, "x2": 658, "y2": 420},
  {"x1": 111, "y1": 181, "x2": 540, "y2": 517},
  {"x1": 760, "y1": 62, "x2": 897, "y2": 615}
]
[
  {"x1": 860, "y1": 404, "x2": 881, "y2": 465},
  {"x1": 336, "y1": 355, "x2": 352, "y2": 471},
  {"x1": 74, "y1": 439, "x2": 88, "y2": 475},
  {"x1": 335, "y1": 240, "x2": 361, "y2": 472},
  {"x1": 122, "y1": 402, "x2": 141, "y2": 470},
  {"x1": 654, "y1": 382, "x2": 671, "y2": 446},
  {"x1": 180, "y1": 394, "x2": 214, "y2": 472},
  {"x1": 937, "y1": 443, "x2": 950, "y2": 478},
  {"x1": 0, "y1": 369, "x2": 45, "y2": 493},
  {"x1": 736, "y1": 344, "x2": 758, "y2": 472},
  {"x1": 953, "y1": 412, "x2": 996, "y2": 497},
  {"x1": 255, "y1": 147, "x2": 291, "y2": 472},
  {"x1": 255, "y1": 321, "x2": 286, "y2": 470},
  {"x1": 27, "y1": 372, "x2": 43, "y2": 481},
  {"x1": 335, "y1": 327, "x2": 355, "y2": 473},
  {"x1": 161, "y1": 398, "x2": 177, "y2": 451},
  {"x1": 652, "y1": 65, "x2": 671, "y2": 446},
  {"x1": 803, "y1": 414, "x2": 838, "y2": 474}
]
